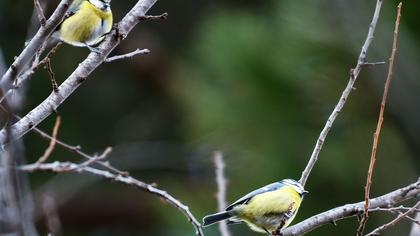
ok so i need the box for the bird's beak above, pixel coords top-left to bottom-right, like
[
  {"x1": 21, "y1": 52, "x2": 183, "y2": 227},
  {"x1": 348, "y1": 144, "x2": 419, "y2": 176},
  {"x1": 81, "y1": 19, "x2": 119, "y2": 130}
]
[{"x1": 303, "y1": 190, "x2": 309, "y2": 195}]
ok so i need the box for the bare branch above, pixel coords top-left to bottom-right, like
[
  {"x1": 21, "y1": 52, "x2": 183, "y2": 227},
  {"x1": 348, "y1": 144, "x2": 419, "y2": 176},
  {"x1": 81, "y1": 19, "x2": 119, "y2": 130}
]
[
  {"x1": 0, "y1": 42, "x2": 61, "y2": 110},
  {"x1": 369, "y1": 205, "x2": 420, "y2": 214},
  {"x1": 369, "y1": 206, "x2": 420, "y2": 225},
  {"x1": 360, "y1": 62, "x2": 386, "y2": 67},
  {"x1": 0, "y1": 104, "x2": 128, "y2": 176},
  {"x1": 105, "y1": 48, "x2": 150, "y2": 62},
  {"x1": 139, "y1": 12, "x2": 168, "y2": 21},
  {"x1": 17, "y1": 161, "x2": 204, "y2": 236},
  {"x1": 0, "y1": 0, "x2": 71, "y2": 91},
  {"x1": 357, "y1": 3, "x2": 402, "y2": 235},
  {"x1": 0, "y1": 90, "x2": 12, "y2": 105},
  {"x1": 281, "y1": 179, "x2": 420, "y2": 236},
  {"x1": 365, "y1": 201, "x2": 420, "y2": 236},
  {"x1": 0, "y1": 0, "x2": 161, "y2": 146},
  {"x1": 405, "y1": 215, "x2": 420, "y2": 226},
  {"x1": 36, "y1": 116, "x2": 61, "y2": 164},
  {"x1": 44, "y1": 59, "x2": 58, "y2": 93},
  {"x1": 299, "y1": 0, "x2": 384, "y2": 186},
  {"x1": 77, "y1": 146, "x2": 112, "y2": 169},
  {"x1": 33, "y1": 0, "x2": 46, "y2": 26},
  {"x1": 213, "y1": 151, "x2": 231, "y2": 236}
]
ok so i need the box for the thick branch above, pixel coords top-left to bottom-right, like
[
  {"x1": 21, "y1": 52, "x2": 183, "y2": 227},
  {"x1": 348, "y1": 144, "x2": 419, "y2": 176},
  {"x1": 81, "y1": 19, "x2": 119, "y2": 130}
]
[
  {"x1": 0, "y1": 0, "x2": 159, "y2": 146},
  {"x1": 0, "y1": 0, "x2": 71, "y2": 91},
  {"x1": 282, "y1": 179, "x2": 420, "y2": 236},
  {"x1": 17, "y1": 161, "x2": 204, "y2": 236},
  {"x1": 299, "y1": 0, "x2": 384, "y2": 186}
]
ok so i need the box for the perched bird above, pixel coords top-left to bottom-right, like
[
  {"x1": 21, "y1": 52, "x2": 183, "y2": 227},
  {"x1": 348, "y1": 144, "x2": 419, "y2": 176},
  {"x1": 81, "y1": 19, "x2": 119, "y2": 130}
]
[
  {"x1": 55, "y1": 0, "x2": 113, "y2": 52},
  {"x1": 203, "y1": 179, "x2": 308, "y2": 235}
]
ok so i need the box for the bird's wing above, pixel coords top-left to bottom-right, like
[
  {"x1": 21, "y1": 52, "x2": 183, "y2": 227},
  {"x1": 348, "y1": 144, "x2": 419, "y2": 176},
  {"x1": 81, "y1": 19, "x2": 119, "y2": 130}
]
[{"x1": 226, "y1": 182, "x2": 284, "y2": 211}]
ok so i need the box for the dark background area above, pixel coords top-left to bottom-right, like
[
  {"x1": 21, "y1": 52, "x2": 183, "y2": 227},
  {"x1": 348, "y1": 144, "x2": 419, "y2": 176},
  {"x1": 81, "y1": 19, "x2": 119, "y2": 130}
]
[{"x1": 0, "y1": 0, "x2": 419, "y2": 235}]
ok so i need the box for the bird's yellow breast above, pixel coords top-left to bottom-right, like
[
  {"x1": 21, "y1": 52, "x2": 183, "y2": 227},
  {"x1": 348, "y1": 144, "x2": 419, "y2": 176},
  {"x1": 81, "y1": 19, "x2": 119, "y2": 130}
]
[
  {"x1": 235, "y1": 186, "x2": 302, "y2": 232},
  {"x1": 59, "y1": 1, "x2": 113, "y2": 46}
]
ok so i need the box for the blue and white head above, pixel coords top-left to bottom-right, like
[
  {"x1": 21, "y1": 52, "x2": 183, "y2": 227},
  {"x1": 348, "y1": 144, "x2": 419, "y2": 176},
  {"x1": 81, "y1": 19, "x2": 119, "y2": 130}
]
[
  {"x1": 280, "y1": 179, "x2": 308, "y2": 197},
  {"x1": 89, "y1": 0, "x2": 111, "y2": 11}
]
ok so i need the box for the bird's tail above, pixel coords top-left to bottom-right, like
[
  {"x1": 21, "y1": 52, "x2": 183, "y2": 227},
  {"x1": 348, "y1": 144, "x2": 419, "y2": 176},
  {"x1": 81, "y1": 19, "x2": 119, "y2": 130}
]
[{"x1": 202, "y1": 211, "x2": 232, "y2": 226}]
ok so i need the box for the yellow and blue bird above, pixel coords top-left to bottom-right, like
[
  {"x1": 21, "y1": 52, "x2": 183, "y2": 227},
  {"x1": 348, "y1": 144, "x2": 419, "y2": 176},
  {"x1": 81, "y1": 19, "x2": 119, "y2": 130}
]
[
  {"x1": 55, "y1": 0, "x2": 113, "y2": 52},
  {"x1": 203, "y1": 179, "x2": 308, "y2": 235}
]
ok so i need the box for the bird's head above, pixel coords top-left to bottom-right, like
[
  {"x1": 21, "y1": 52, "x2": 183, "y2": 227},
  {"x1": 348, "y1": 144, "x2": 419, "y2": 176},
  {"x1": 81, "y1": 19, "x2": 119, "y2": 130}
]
[
  {"x1": 89, "y1": 0, "x2": 111, "y2": 11},
  {"x1": 281, "y1": 179, "x2": 309, "y2": 197}
]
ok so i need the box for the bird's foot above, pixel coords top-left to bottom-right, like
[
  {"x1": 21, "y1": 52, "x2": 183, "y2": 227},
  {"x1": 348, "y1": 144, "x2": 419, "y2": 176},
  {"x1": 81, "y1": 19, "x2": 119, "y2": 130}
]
[
  {"x1": 271, "y1": 229, "x2": 283, "y2": 236},
  {"x1": 86, "y1": 45, "x2": 101, "y2": 54}
]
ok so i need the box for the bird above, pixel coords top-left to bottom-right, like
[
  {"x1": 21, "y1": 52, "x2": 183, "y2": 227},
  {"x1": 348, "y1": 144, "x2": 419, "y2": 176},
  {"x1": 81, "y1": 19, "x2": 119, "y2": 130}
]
[
  {"x1": 54, "y1": 0, "x2": 113, "y2": 52},
  {"x1": 202, "y1": 179, "x2": 308, "y2": 235}
]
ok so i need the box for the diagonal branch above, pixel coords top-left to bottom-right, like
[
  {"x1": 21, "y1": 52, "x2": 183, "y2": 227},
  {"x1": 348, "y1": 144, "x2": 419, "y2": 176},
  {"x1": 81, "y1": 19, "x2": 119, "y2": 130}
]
[
  {"x1": 357, "y1": 3, "x2": 402, "y2": 235},
  {"x1": 105, "y1": 48, "x2": 150, "y2": 62},
  {"x1": 281, "y1": 179, "x2": 420, "y2": 236},
  {"x1": 36, "y1": 115, "x2": 61, "y2": 164},
  {"x1": 17, "y1": 161, "x2": 204, "y2": 236},
  {"x1": 0, "y1": 104, "x2": 127, "y2": 176},
  {"x1": 0, "y1": 0, "x2": 71, "y2": 91},
  {"x1": 0, "y1": 0, "x2": 159, "y2": 146},
  {"x1": 33, "y1": 0, "x2": 47, "y2": 26},
  {"x1": 299, "y1": 0, "x2": 384, "y2": 187},
  {"x1": 366, "y1": 201, "x2": 420, "y2": 236}
]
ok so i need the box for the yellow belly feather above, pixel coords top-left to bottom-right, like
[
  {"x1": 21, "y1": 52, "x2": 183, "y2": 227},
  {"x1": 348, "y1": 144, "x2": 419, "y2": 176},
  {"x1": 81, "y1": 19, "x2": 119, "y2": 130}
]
[
  {"x1": 59, "y1": 1, "x2": 112, "y2": 46},
  {"x1": 235, "y1": 186, "x2": 302, "y2": 233}
]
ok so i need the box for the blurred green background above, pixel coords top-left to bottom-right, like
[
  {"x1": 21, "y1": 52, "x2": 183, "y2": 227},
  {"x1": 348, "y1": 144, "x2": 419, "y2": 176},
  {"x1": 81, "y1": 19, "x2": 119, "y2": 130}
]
[{"x1": 0, "y1": 0, "x2": 419, "y2": 235}]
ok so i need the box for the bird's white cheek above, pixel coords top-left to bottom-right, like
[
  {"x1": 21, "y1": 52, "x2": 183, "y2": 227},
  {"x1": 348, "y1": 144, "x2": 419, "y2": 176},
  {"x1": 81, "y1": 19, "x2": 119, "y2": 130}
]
[{"x1": 89, "y1": 0, "x2": 104, "y2": 9}]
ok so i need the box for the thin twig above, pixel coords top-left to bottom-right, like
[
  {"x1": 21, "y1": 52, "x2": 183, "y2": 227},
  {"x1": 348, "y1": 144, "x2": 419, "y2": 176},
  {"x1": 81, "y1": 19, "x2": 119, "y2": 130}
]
[
  {"x1": 405, "y1": 216, "x2": 420, "y2": 226},
  {"x1": 357, "y1": 3, "x2": 402, "y2": 235},
  {"x1": 369, "y1": 206, "x2": 420, "y2": 224},
  {"x1": 44, "y1": 59, "x2": 58, "y2": 92},
  {"x1": 105, "y1": 48, "x2": 150, "y2": 62},
  {"x1": 0, "y1": 104, "x2": 128, "y2": 176},
  {"x1": 36, "y1": 116, "x2": 61, "y2": 164},
  {"x1": 38, "y1": 42, "x2": 62, "y2": 67},
  {"x1": 0, "y1": 42, "x2": 62, "y2": 105},
  {"x1": 139, "y1": 12, "x2": 168, "y2": 21},
  {"x1": 33, "y1": 0, "x2": 46, "y2": 26},
  {"x1": 365, "y1": 201, "x2": 420, "y2": 236},
  {"x1": 17, "y1": 161, "x2": 204, "y2": 236},
  {"x1": 361, "y1": 62, "x2": 386, "y2": 67},
  {"x1": 77, "y1": 146, "x2": 112, "y2": 168},
  {"x1": 299, "y1": 0, "x2": 384, "y2": 187},
  {"x1": 281, "y1": 179, "x2": 420, "y2": 236},
  {"x1": 213, "y1": 151, "x2": 231, "y2": 236},
  {"x1": 0, "y1": 90, "x2": 12, "y2": 105},
  {"x1": 370, "y1": 205, "x2": 420, "y2": 214}
]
